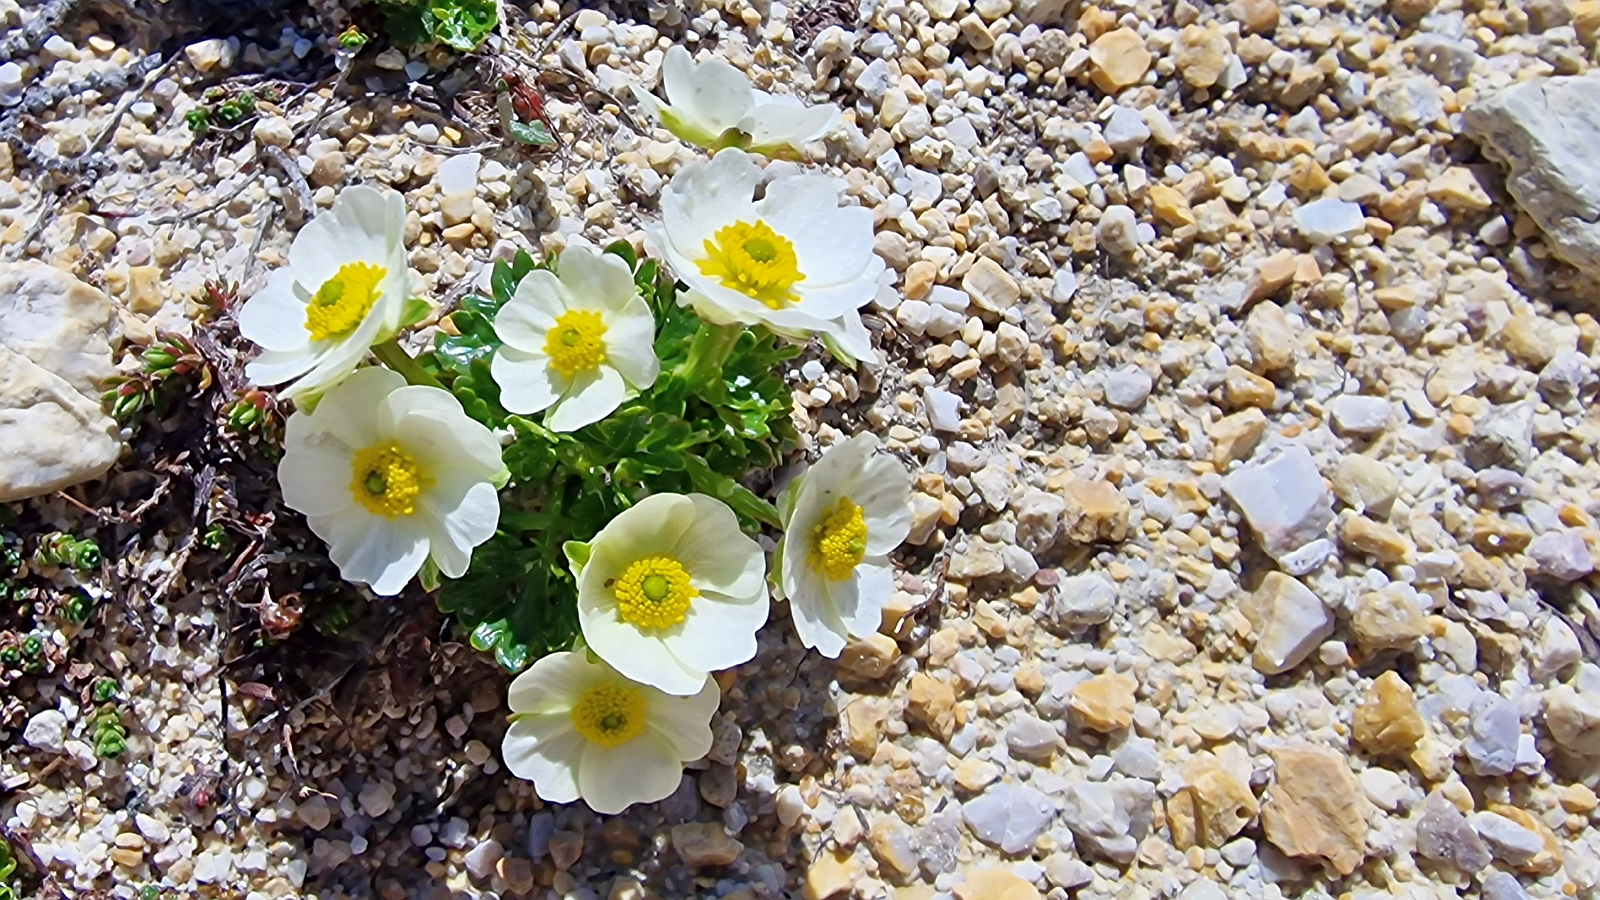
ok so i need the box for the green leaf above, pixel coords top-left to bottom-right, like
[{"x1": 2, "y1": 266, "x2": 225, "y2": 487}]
[
  {"x1": 603, "y1": 240, "x2": 638, "y2": 269},
  {"x1": 419, "y1": 557, "x2": 441, "y2": 592},
  {"x1": 425, "y1": 0, "x2": 498, "y2": 52},
  {"x1": 401, "y1": 297, "x2": 433, "y2": 329},
  {"x1": 506, "y1": 117, "x2": 556, "y2": 147},
  {"x1": 495, "y1": 640, "x2": 532, "y2": 672},
  {"x1": 471, "y1": 618, "x2": 509, "y2": 652},
  {"x1": 563, "y1": 540, "x2": 591, "y2": 576}
]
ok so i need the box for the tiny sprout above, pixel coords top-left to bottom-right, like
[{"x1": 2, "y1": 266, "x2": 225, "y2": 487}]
[
  {"x1": 0, "y1": 647, "x2": 19, "y2": 667},
  {"x1": 202, "y1": 523, "x2": 231, "y2": 552},
  {"x1": 19, "y1": 635, "x2": 41, "y2": 657},
  {"x1": 201, "y1": 279, "x2": 238, "y2": 318},
  {"x1": 91, "y1": 704, "x2": 128, "y2": 757},
  {"x1": 35, "y1": 533, "x2": 100, "y2": 571},
  {"x1": 217, "y1": 100, "x2": 246, "y2": 125},
  {"x1": 0, "y1": 540, "x2": 20, "y2": 576},
  {"x1": 92, "y1": 677, "x2": 118, "y2": 703},
  {"x1": 338, "y1": 25, "x2": 370, "y2": 49},
  {"x1": 63, "y1": 591, "x2": 96, "y2": 625},
  {"x1": 185, "y1": 107, "x2": 212, "y2": 137}
]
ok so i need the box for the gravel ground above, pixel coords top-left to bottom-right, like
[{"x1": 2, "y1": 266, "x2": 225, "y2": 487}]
[{"x1": 3, "y1": 0, "x2": 1600, "y2": 899}]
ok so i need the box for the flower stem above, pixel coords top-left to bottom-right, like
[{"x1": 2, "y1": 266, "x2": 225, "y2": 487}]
[
  {"x1": 677, "y1": 322, "x2": 743, "y2": 391},
  {"x1": 373, "y1": 340, "x2": 443, "y2": 390}
]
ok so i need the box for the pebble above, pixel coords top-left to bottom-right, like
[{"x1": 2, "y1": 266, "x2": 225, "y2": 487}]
[
  {"x1": 23, "y1": 709, "x2": 66, "y2": 753},
  {"x1": 1104, "y1": 366, "x2": 1153, "y2": 410},
  {"x1": 1261, "y1": 745, "x2": 1367, "y2": 875},
  {"x1": 1241, "y1": 573, "x2": 1333, "y2": 675},
  {"x1": 1088, "y1": 28, "x2": 1151, "y2": 93},
  {"x1": 1352, "y1": 671, "x2": 1427, "y2": 756},
  {"x1": 1416, "y1": 792, "x2": 1492, "y2": 873},
  {"x1": 1328, "y1": 394, "x2": 1392, "y2": 436},
  {"x1": 1069, "y1": 671, "x2": 1137, "y2": 732},
  {"x1": 1464, "y1": 693, "x2": 1522, "y2": 777},
  {"x1": 670, "y1": 823, "x2": 742, "y2": 867},
  {"x1": 1293, "y1": 198, "x2": 1367, "y2": 243},
  {"x1": 962, "y1": 781, "x2": 1056, "y2": 855},
  {"x1": 1469, "y1": 812, "x2": 1545, "y2": 867},
  {"x1": 1223, "y1": 444, "x2": 1335, "y2": 567}
]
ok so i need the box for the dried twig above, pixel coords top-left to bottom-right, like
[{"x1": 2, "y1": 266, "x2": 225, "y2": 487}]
[
  {"x1": 87, "y1": 54, "x2": 179, "y2": 154},
  {"x1": 263, "y1": 144, "x2": 312, "y2": 223}
]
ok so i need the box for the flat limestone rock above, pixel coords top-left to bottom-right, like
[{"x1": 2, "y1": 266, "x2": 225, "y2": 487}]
[
  {"x1": 0, "y1": 261, "x2": 116, "y2": 399},
  {"x1": 1261, "y1": 744, "x2": 1368, "y2": 876},
  {"x1": 0, "y1": 348, "x2": 121, "y2": 502},
  {"x1": 1465, "y1": 77, "x2": 1600, "y2": 281}
]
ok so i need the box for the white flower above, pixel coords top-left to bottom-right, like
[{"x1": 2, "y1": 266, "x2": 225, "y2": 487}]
[
  {"x1": 279, "y1": 368, "x2": 504, "y2": 595},
  {"x1": 648, "y1": 148, "x2": 883, "y2": 364},
  {"x1": 240, "y1": 185, "x2": 411, "y2": 404},
  {"x1": 773, "y1": 434, "x2": 912, "y2": 658},
  {"x1": 574, "y1": 493, "x2": 768, "y2": 695},
  {"x1": 502, "y1": 650, "x2": 718, "y2": 814},
  {"x1": 632, "y1": 45, "x2": 839, "y2": 158},
  {"x1": 490, "y1": 245, "x2": 660, "y2": 432}
]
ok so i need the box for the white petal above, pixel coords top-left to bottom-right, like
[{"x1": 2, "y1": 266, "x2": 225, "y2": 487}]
[
  {"x1": 496, "y1": 270, "x2": 567, "y2": 350},
  {"x1": 239, "y1": 269, "x2": 311, "y2": 352},
  {"x1": 279, "y1": 310, "x2": 386, "y2": 404},
  {"x1": 547, "y1": 366, "x2": 627, "y2": 432},
  {"x1": 288, "y1": 184, "x2": 396, "y2": 288},
  {"x1": 756, "y1": 177, "x2": 874, "y2": 287},
  {"x1": 823, "y1": 310, "x2": 879, "y2": 367},
  {"x1": 307, "y1": 366, "x2": 403, "y2": 450},
  {"x1": 663, "y1": 45, "x2": 751, "y2": 135},
  {"x1": 586, "y1": 494, "x2": 697, "y2": 579},
  {"x1": 502, "y1": 715, "x2": 582, "y2": 802},
  {"x1": 492, "y1": 348, "x2": 565, "y2": 416},
  {"x1": 845, "y1": 561, "x2": 895, "y2": 638},
  {"x1": 818, "y1": 572, "x2": 863, "y2": 643},
  {"x1": 315, "y1": 507, "x2": 429, "y2": 596},
  {"x1": 603, "y1": 310, "x2": 660, "y2": 389},
  {"x1": 278, "y1": 439, "x2": 355, "y2": 518},
  {"x1": 659, "y1": 149, "x2": 761, "y2": 259},
  {"x1": 389, "y1": 388, "x2": 502, "y2": 475},
  {"x1": 739, "y1": 99, "x2": 839, "y2": 148},
  {"x1": 645, "y1": 677, "x2": 719, "y2": 760},
  {"x1": 426, "y1": 480, "x2": 499, "y2": 578},
  {"x1": 579, "y1": 609, "x2": 707, "y2": 696},
  {"x1": 786, "y1": 565, "x2": 849, "y2": 658},
  {"x1": 630, "y1": 83, "x2": 666, "y2": 122},
  {"x1": 506, "y1": 651, "x2": 589, "y2": 715},
  {"x1": 789, "y1": 262, "x2": 882, "y2": 321},
  {"x1": 559, "y1": 245, "x2": 639, "y2": 314},
  {"x1": 246, "y1": 348, "x2": 319, "y2": 388},
  {"x1": 859, "y1": 457, "x2": 914, "y2": 555},
  {"x1": 662, "y1": 591, "x2": 766, "y2": 676},
  {"x1": 672, "y1": 495, "x2": 766, "y2": 600},
  {"x1": 577, "y1": 734, "x2": 683, "y2": 814}
]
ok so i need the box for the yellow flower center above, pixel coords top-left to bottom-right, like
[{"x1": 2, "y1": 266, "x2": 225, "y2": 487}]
[
  {"x1": 611, "y1": 555, "x2": 697, "y2": 630},
  {"x1": 544, "y1": 309, "x2": 608, "y2": 378},
  {"x1": 349, "y1": 441, "x2": 430, "y2": 518},
  {"x1": 811, "y1": 497, "x2": 868, "y2": 581},
  {"x1": 304, "y1": 262, "x2": 387, "y2": 342},
  {"x1": 570, "y1": 682, "x2": 647, "y2": 748},
  {"x1": 697, "y1": 219, "x2": 804, "y2": 309}
]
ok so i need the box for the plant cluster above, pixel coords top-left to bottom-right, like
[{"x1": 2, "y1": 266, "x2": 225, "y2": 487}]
[
  {"x1": 185, "y1": 85, "x2": 279, "y2": 142},
  {"x1": 101, "y1": 332, "x2": 214, "y2": 428},
  {"x1": 32, "y1": 532, "x2": 101, "y2": 571},
  {"x1": 361, "y1": 0, "x2": 498, "y2": 53},
  {"x1": 233, "y1": 45, "x2": 915, "y2": 812}
]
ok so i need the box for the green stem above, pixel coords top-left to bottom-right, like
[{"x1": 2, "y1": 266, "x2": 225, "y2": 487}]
[
  {"x1": 373, "y1": 340, "x2": 443, "y2": 389},
  {"x1": 677, "y1": 322, "x2": 744, "y2": 391}
]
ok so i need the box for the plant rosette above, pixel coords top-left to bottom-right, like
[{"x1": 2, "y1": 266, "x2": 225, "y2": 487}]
[
  {"x1": 631, "y1": 45, "x2": 840, "y2": 160},
  {"x1": 490, "y1": 244, "x2": 660, "y2": 432},
  {"x1": 569, "y1": 492, "x2": 767, "y2": 695},
  {"x1": 501, "y1": 649, "x2": 718, "y2": 814},
  {"x1": 278, "y1": 368, "x2": 506, "y2": 595},
  {"x1": 240, "y1": 185, "x2": 417, "y2": 404},
  {"x1": 772, "y1": 434, "x2": 913, "y2": 657},
  {"x1": 648, "y1": 148, "x2": 883, "y2": 366}
]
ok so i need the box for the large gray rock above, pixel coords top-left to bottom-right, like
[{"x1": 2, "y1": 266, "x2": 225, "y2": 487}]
[
  {"x1": 1465, "y1": 77, "x2": 1600, "y2": 280},
  {"x1": 0, "y1": 262, "x2": 116, "y2": 398},
  {"x1": 0, "y1": 349, "x2": 121, "y2": 502},
  {"x1": 0, "y1": 262, "x2": 121, "y2": 502}
]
